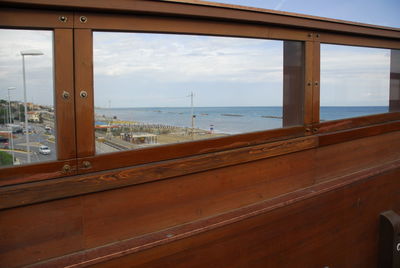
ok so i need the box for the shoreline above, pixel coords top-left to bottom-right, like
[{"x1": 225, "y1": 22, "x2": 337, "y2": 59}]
[{"x1": 95, "y1": 115, "x2": 228, "y2": 152}]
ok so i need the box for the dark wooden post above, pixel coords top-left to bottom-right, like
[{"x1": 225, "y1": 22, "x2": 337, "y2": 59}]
[
  {"x1": 389, "y1": 49, "x2": 400, "y2": 112},
  {"x1": 283, "y1": 41, "x2": 305, "y2": 127}
]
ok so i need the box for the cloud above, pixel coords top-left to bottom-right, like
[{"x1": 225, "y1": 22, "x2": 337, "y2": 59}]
[
  {"x1": 0, "y1": 29, "x2": 53, "y2": 105},
  {"x1": 93, "y1": 32, "x2": 285, "y2": 107},
  {"x1": 320, "y1": 44, "x2": 391, "y2": 106}
]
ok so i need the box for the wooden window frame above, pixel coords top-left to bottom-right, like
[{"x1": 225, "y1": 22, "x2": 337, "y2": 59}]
[
  {"x1": 0, "y1": 9, "x2": 77, "y2": 186},
  {"x1": 0, "y1": 4, "x2": 399, "y2": 190}
]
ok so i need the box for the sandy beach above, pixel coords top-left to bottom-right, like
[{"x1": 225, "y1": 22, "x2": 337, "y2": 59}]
[{"x1": 95, "y1": 115, "x2": 228, "y2": 153}]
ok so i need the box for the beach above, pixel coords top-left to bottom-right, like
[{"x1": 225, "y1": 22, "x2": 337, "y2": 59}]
[{"x1": 94, "y1": 106, "x2": 389, "y2": 154}]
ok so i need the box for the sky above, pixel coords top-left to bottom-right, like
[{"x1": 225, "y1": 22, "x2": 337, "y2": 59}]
[
  {"x1": 0, "y1": 0, "x2": 399, "y2": 108},
  {"x1": 208, "y1": 0, "x2": 400, "y2": 28}
]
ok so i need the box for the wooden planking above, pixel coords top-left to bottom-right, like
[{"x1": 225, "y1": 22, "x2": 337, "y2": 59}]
[
  {"x1": 316, "y1": 112, "x2": 400, "y2": 133},
  {"x1": 82, "y1": 149, "x2": 315, "y2": 248},
  {"x1": 54, "y1": 29, "x2": 76, "y2": 160},
  {"x1": 0, "y1": 8, "x2": 73, "y2": 29},
  {"x1": 317, "y1": 31, "x2": 400, "y2": 49},
  {"x1": 24, "y1": 159, "x2": 400, "y2": 268},
  {"x1": 74, "y1": 29, "x2": 95, "y2": 157},
  {"x1": 0, "y1": 198, "x2": 84, "y2": 268},
  {"x1": 0, "y1": 159, "x2": 77, "y2": 187},
  {"x1": 2, "y1": 127, "x2": 400, "y2": 210},
  {"x1": 74, "y1": 12, "x2": 312, "y2": 42},
  {"x1": 1, "y1": 132, "x2": 399, "y2": 267},
  {"x1": 318, "y1": 121, "x2": 400, "y2": 146},
  {"x1": 2, "y1": 0, "x2": 400, "y2": 39},
  {"x1": 78, "y1": 126, "x2": 306, "y2": 174},
  {"x1": 315, "y1": 131, "x2": 400, "y2": 183},
  {"x1": 80, "y1": 166, "x2": 400, "y2": 268},
  {"x1": 0, "y1": 136, "x2": 316, "y2": 210}
]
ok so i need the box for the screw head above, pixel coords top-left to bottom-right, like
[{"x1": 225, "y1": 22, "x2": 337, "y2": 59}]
[
  {"x1": 82, "y1": 161, "x2": 91, "y2": 169},
  {"x1": 59, "y1": 16, "x2": 68, "y2": 23},
  {"x1": 80, "y1": 16, "x2": 88, "y2": 23},
  {"x1": 62, "y1": 164, "x2": 71, "y2": 174},
  {"x1": 62, "y1": 91, "x2": 70, "y2": 100},
  {"x1": 80, "y1": 91, "x2": 88, "y2": 98}
]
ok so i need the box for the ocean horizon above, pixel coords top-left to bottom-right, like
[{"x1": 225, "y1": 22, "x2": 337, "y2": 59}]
[{"x1": 95, "y1": 106, "x2": 389, "y2": 134}]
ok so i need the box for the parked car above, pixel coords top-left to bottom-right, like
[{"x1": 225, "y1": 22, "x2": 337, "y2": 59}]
[{"x1": 39, "y1": 145, "x2": 51, "y2": 155}]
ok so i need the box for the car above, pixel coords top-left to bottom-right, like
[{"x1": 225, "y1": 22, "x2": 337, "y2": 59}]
[{"x1": 39, "y1": 145, "x2": 51, "y2": 155}]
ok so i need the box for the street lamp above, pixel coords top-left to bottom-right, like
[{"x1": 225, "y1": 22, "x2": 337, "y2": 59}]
[
  {"x1": 21, "y1": 49, "x2": 44, "y2": 163},
  {"x1": 7, "y1": 87, "x2": 16, "y2": 164}
]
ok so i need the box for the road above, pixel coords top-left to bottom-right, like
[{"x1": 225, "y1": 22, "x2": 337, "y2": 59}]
[{"x1": 1, "y1": 123, "x2": 56, "y2": 166}]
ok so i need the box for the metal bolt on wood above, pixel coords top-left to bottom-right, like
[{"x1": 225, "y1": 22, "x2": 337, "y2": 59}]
[
  {"x1": 62, "y1": 164, "x2": 71, "y2": 174},
  {"x1": 62, "y1": 91, "x2": 70, "y2": 100},
  {"x1": 80, "y1": 90, "x2": 88, "y2": 98},
  {"x1": 80, "y1": 16, "x2": 88, "y2": 23},
  {"x1": 59, "y1": 16, "x2": 67, "y2": 22},
  {"x1": 82, "y1": 161, "x2": 91, "y2": 169}
]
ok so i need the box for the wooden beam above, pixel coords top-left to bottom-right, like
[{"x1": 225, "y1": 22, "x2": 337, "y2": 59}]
[
  {"x1": 390, "y1": 49, "x2": 400, "y2": 112},
  {"x1": 283, "y1": 41, "x2": 305, "y2": 127},
  {"x1": 54, "y1": 29, "x2": 76, "y2": 160},
  {"x1": 1, "y1": 0, "x2": 399, "y2": 39},
  {"x1": 74, "y1": 29, "x2": 95, "y2": 158}
]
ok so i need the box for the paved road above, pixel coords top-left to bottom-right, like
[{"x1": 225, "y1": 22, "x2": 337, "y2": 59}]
[{"x1": 2, "y1": 123, "x2": 56, "y2": 166}]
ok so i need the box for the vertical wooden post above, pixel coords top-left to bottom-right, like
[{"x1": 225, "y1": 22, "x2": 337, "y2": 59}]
[
  {"x1": 283, "y1": 41, "x2": 305, "y2": 127},
  {"x1": 74, "y1": 29, "x2": 95, "y2": 158},
  {"x1": 389, "y1": 49, "x2": 400, "y2": 112},
  {"x1": 304, "y1": 41, "x2": 314, "y2": 126},
  {"x1": 312, "y1": 41, "x2": 321, "y2": 123},
  {"x1": 54, "y1": 29, "x2": 77, "y2": 160}
]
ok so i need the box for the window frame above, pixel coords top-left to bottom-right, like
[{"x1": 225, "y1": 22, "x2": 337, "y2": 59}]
[
  {"x1": 74, "y1": 12, "x2": 312, "y2": 174},
  {"x1": 0, "y1": 9, "x2": 77, "y2": 185},
  {"x1": 0, "y1": 5, "x2": 399, "y2": 186},
  {"x1": 316, "y1": 39, "x2": 400, "y2": 133}
]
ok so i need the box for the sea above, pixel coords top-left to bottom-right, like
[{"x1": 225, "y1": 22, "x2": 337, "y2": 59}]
[{"x1": 95, "y1": 106, "x2": 389, "y2": 134}]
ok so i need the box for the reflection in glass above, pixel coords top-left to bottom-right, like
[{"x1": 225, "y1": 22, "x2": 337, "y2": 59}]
[
  {"x1": 94, "y1": 32, "x2": 288, "y2": 154},
  {"x1": 0, "y1": 29, "x2": 55, "y2": 167},
  {"x1": 320, "y1": 44, "x2": 397, "y2": 121}
]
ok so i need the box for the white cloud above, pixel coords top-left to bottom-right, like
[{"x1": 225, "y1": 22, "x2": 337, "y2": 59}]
[
  {"x1": 93, "y1": 32, "x2": 285, "y2": 107},
  {"x1": 320, "y1": 44, "x2": 391, "y2": 106},
  {"x1": 94, "y1": 32, "x2": 283, "y2": 83},
  {"x1": 0, "y1": 29, "x2": 53, "y2": 105}
]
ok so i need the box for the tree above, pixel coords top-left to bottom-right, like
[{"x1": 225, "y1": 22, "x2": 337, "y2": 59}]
[{"x1": 0, "y1": 151, "x2": 13, "y2": 166}]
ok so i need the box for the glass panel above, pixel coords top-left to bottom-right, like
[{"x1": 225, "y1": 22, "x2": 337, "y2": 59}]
[
  {"x1": 94, "y1": 32, "x2": 302, "y2": 154},
  {"x1": 320, "y1": 44, "x2": 399, "y2": 121},
  {"x1": 0, "y1": 29, "x2": 55, "y2": 167}
]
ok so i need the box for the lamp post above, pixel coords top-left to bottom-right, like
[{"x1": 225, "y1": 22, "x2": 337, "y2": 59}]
[
  {"x1": 7, "y1": 87, "x2": 16, "y2": 164},
  {"x1": 21, "y1": 50, "x2": 43, "y2": 163}
]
